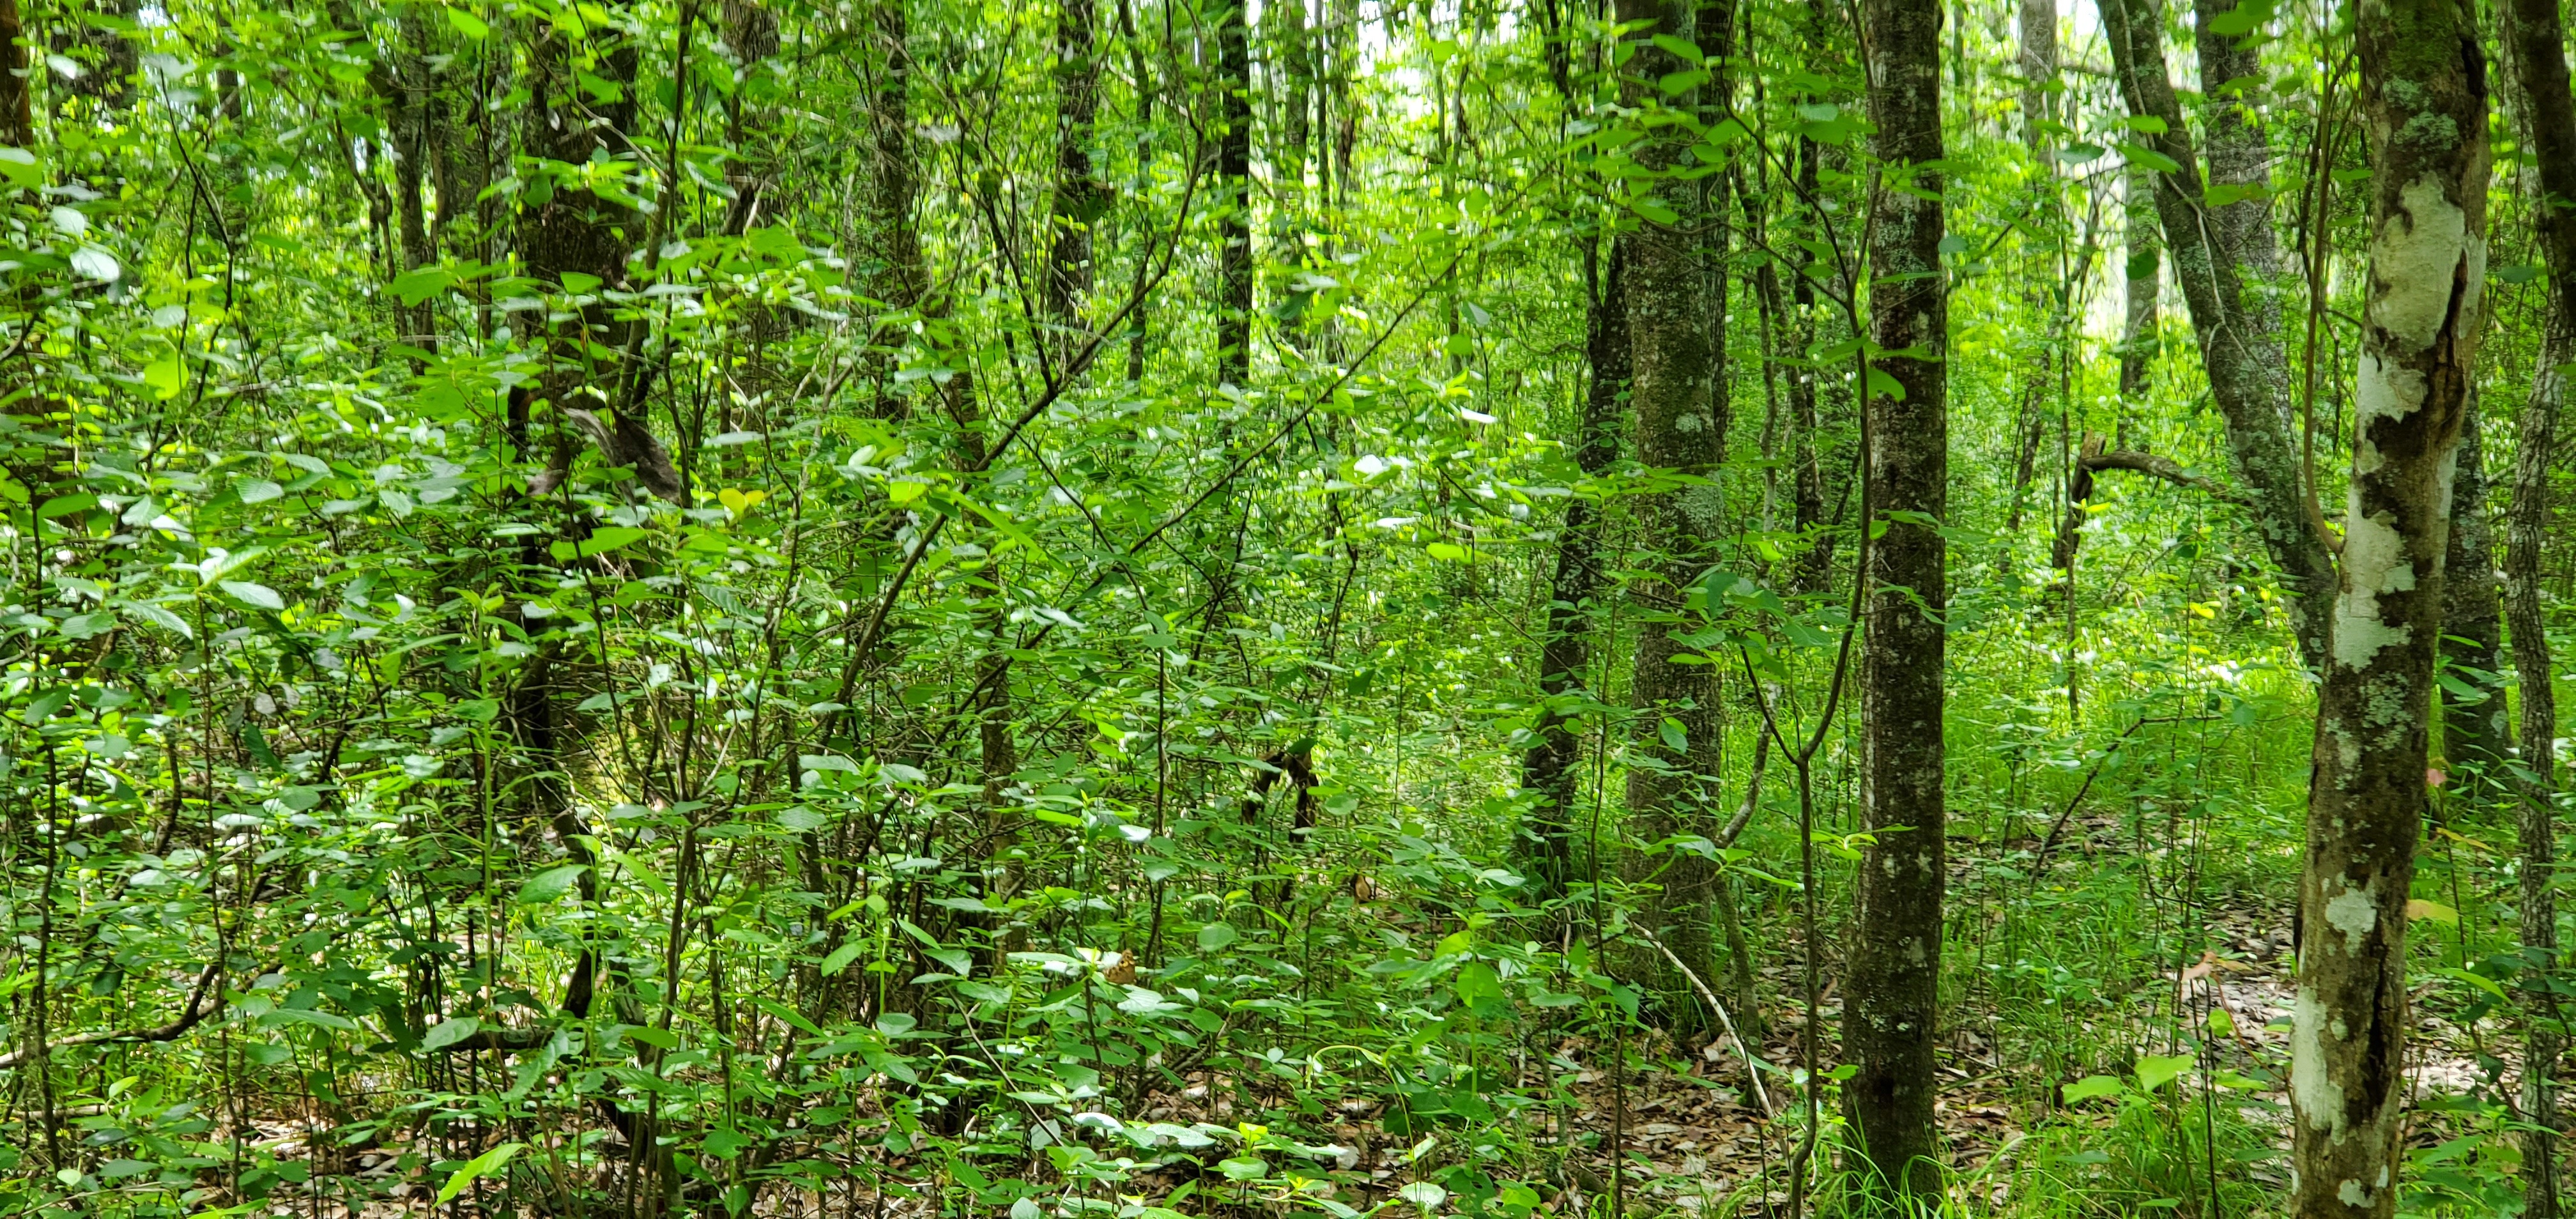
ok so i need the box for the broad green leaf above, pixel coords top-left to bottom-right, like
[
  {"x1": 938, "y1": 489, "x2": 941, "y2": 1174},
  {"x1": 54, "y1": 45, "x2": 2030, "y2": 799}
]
[
  {"x1": 436, "y1": 1142, "x2": 526, "y2": 1204},
  {"x1": 219, "y1": 581, "x2": 285, "y2": 611},
  {"x1": 2135, "y1": 1054, "x2": 2195, "y2": 1092},
  {"x1": 2060, "y1": 1075, "x2": 2124, "y2": 1103},
  {"x1": 516, "y1": 863, "x2": 588, "y2": 905},
  {"x1": 421, "y1": 1016, "x2": 482, "y2": 1051}
]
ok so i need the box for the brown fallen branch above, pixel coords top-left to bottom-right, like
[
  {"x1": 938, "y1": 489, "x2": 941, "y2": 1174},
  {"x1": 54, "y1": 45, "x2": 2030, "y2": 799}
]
[{"x1": 0, "y1": 962, "x2": 222, "y2": 1071}]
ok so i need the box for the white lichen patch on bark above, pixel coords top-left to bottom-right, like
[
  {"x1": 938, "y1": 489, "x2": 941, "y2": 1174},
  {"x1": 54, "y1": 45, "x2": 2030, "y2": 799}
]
[
  {"x1": 2368, "y1": 174, "x2": 2476, "y2": 353},
  {"x1": 2333, "y1": 508, "x2": 2417, "y2": 670},
  {"x1": 2324, "y1": 882, "x2": 2379, "y2": 953},
  {"x1": 2292, "y1": 983, "x2": 2350, "y2": 1134}
]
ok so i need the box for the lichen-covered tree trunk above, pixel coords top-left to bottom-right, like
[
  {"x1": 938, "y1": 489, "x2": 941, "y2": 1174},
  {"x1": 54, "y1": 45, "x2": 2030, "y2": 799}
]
[
  {"x1": 2193, "y1": 0, "x2": 2281, "y2": 288},
  {"x1": 2289, "y1": 0, "x2": 2487, "y2": 1211},
  {"x1": 1615, "y1": 0, "x2": 1730, "y2": 1016},
  {"x1": 2440, "y1": 395, "x2": 2506, "y2": 796},
  {"x1": 1848, "y1": 0, "x2": 1945, "y2": 1194},
  {"x1": 864, "y1": 0, "x2": 924, "y2": 418},
  {"x1": 2502, "y1": 0, "x2": 2576, "y2": 1204},
  {"x1": 2101, "y1": 0, "x2": 2334, "y2": 668},
  {"x1": 1519, "y1": 241, "x2": 1625, "y2": 901}
]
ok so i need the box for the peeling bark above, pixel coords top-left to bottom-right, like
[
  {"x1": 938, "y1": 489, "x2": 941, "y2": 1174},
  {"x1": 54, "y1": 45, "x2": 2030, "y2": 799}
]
[
  {"x1": 2289, "y1": 1, "x2": 2487, "y2": 1213},
  {"x1": 1848, "y1": 0, "x2": 1945, "y2": 1194},
  {"x1": 2101, "y1": 0, "x2": 2336, "y2": 667}
]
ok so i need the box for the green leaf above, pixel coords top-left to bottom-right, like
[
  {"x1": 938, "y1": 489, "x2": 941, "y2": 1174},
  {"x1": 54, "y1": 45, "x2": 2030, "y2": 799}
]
[
  {"x1": 516, "y1": 863, "x2": 588, "y2": 905},
  {"x1": 1198, "y1": 921, "x2": 1238, "y2": 951},
  {"x1": 1659, "y1": 716, "x2": 1687, "y2": 754},
  {"x1": 2437, "y1": 966, "x2": 2508, "y2": 1001},
  {"x1": 142, "y1": 351, "x2": 184, "y2": 400},
  {"x1": 236, "y1": 479, "x2": 284, "y2": 505},
  {"x1": 389, "y1": 266, "x2": 457, "y2": 306},
  {"x1": 436, "y1": 1142, "x2": 526, "y2": 1204},
  {"x1": 219, "y1": 581, "x2": 286, "y2": 611},
  {"x1": 548, "y1": 526, "x2": 651, "y2": 562},
  {"x1": 0, "y1": 145, "x2": 42, "y2": 190},
  {"x1": 819, "y1": 942, "x2": 867, "y2": 976},
  {"x1": 1425, "y1": 542, "x2": 1468, "y2": 562},
  {"x1": 2061, "y1": 1075, "x2": 2124, "y2": 1103},
  {"x1": 445, "y1": 4, "x2": 491, "y2": 39},
  {"x1": 118, "y1": 602, "x2": 192, "y2": 638},
  {"x1": 420, "y1": 1016, "x2": 482, "y2": 1051},
  {"x1": 2134, "y1": 1054, "x2": 2195, "y2": 1092}
]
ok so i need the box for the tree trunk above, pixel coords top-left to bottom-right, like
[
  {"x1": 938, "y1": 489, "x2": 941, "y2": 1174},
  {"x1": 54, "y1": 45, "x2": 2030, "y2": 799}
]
[
  {"x1": 1519, "y1": 240, "x2": 1625, "y2": 901},
  {"x1": 865, "y1": 0, "x2": 924, "y2": 417},
  {"x1": 1848, "y1": 0, "x2": 1945, "y2": 1195},
  {"x1": 2101, "y1": 0, "x2": 2335, "y2": 668},
  {"x1": 2502, "y1": 0, "x2": 2576, "y2": 1204},
  {"x1": 2289, "y1": 2, "x2": 2487, "y2": 1213},
  {"x1": 0, "y1": 0, "x2": 29, "y2": 150},
  {"x1": 2118, "y1": 160, "x2": 2159, "y2": 432},
  {"x1": 1216, "y1": 0, "x2": 1252, "y2": 385},
  {"x1": 2441, "y1": 393, "x2": 2506, "y2": 797},
  {"x1": 1046, "y1": 0, "x2": 1105, "y2": 336},
  {"x1": 2193, "y1": 0, "x2": 2282, "y2": 286},
  {"x1": 2005, "y1": 0, "x2": 2053, "y2": 537},
  {"x1": 1616, "y1": 0, "x2": 1729, "y2": 1020},
  {"x1": 2510, "y1": 327, "x2": 2567, "y2": 1219}
]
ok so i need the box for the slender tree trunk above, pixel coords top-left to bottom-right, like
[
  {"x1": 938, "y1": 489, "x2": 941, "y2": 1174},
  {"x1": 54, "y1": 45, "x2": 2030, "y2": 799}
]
[
  {"x1": 2118, "y1": 160, "x2": 2159, "y2": 437},
  {"x1": 2005, "y1": 0, "x2": 2054, "y2": 536},
  {"x1": 1616, "y1": 0, "x2": 1730, "y2": 1018},
  {"x1": 1848, "y1": 0, "x2": 1945, "y2": 1195},
  {"x1": 2101, "y1": 0, "x2": 2335, "y2": 668},
  {"x1": 1519, "y1": 240, "x2": 1625, "y2": 901},
  {"x1": 1216, "y1": 0, "x2": 1252, "y2": 385},
  {"x1": 0, "y1": 0, "x2": 30, "y2": 149},
  {"x1": 866, "y1": 0, "x2": 924, "y2": 417},
  {"x1": 1048, "y1": 0, "x2": 1105, "y2": 337},
  {"x1": 2193, "y1": 0, "x2": 2282, "y2": 286},
  {"x1": 1788, "y1": 136, "x2": 1829, "y2": 594},
  {"x1": 2441, "y1": 393, "x2": 2506, "y2": 797},
  {"x1": 2289, "y1": 1, "x2": 2487, "y2": 1213},
  {"x1": 2502, "y1": 0, "x2": 2576, "y2": 1204},
  {"x1": 2511, "y1": 326, "x2": 2567, "y2": 1219}
]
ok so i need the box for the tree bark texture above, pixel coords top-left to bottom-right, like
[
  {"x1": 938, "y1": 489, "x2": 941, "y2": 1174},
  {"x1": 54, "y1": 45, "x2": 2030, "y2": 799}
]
[
  {"x1": 2289, "y1": 1, "x2": 2487, "y2": 1213},
  {"x1": 2119, "y1": 160, "x2": 2159, "y2": 414},
  {"x1": 1216, "y1": 0, "x2": 1253, "y2": 385},
  {"x1": 1848, "y1": 0, "x2": 1945, "y2": 1195},
  {"x1": 1616, "y1": 0, "x2": 1731, "y2": 1016},
  {"x1": 1047, "y1": 0, "x2": 1105, "y2": 332},
  {"x1": 2101, "y1": 0, "x2": 2335, "y2": 669},
  {"x1": 2502, "y1": 0, "x2": 2576, "y2": 1204}
]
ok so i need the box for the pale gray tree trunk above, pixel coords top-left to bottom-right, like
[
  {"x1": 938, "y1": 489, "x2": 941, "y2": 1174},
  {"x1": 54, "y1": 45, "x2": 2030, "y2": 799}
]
[
  {"x1": 2288, "y1": 1, "x2": 2488, "y2": 1213},
  {"x1": 1848, "y1": 0, "x2": 1945, "y2": 1195}
]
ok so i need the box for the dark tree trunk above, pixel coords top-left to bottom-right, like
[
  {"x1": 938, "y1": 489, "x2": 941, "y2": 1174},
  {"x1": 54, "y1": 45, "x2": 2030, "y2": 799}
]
[
  {"x1": 2502, "y1": 0, "x2": 2576, "y2": 1206},
  {"x1": 2101, "y1": 0, "x2": 2335, "y2": 668},
  {"x1": 1616, "y1": 0, "x2": 1730, "y2": 1017},
  {"x1": 0, "y1": 0, "x2": 31, "y2": 148},
  {"x1": 2288, "y1": 1, "x2": 2487, "y2": 1213},
  {"x1": 1216, "y1": 0, "x2": 1252, "y2": 385},
  {"x1": 1847, "y1": 0, "x2": 1945, "y2": 1195},
  {"x1": 1519, "y1": 241, "x2": 1625, "y2": 900}
]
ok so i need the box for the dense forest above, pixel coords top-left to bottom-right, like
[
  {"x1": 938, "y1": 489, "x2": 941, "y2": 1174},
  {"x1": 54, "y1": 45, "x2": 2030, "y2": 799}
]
[{"x1": 0, "y1": 0, "x2": 2567, "y2": 1212}]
